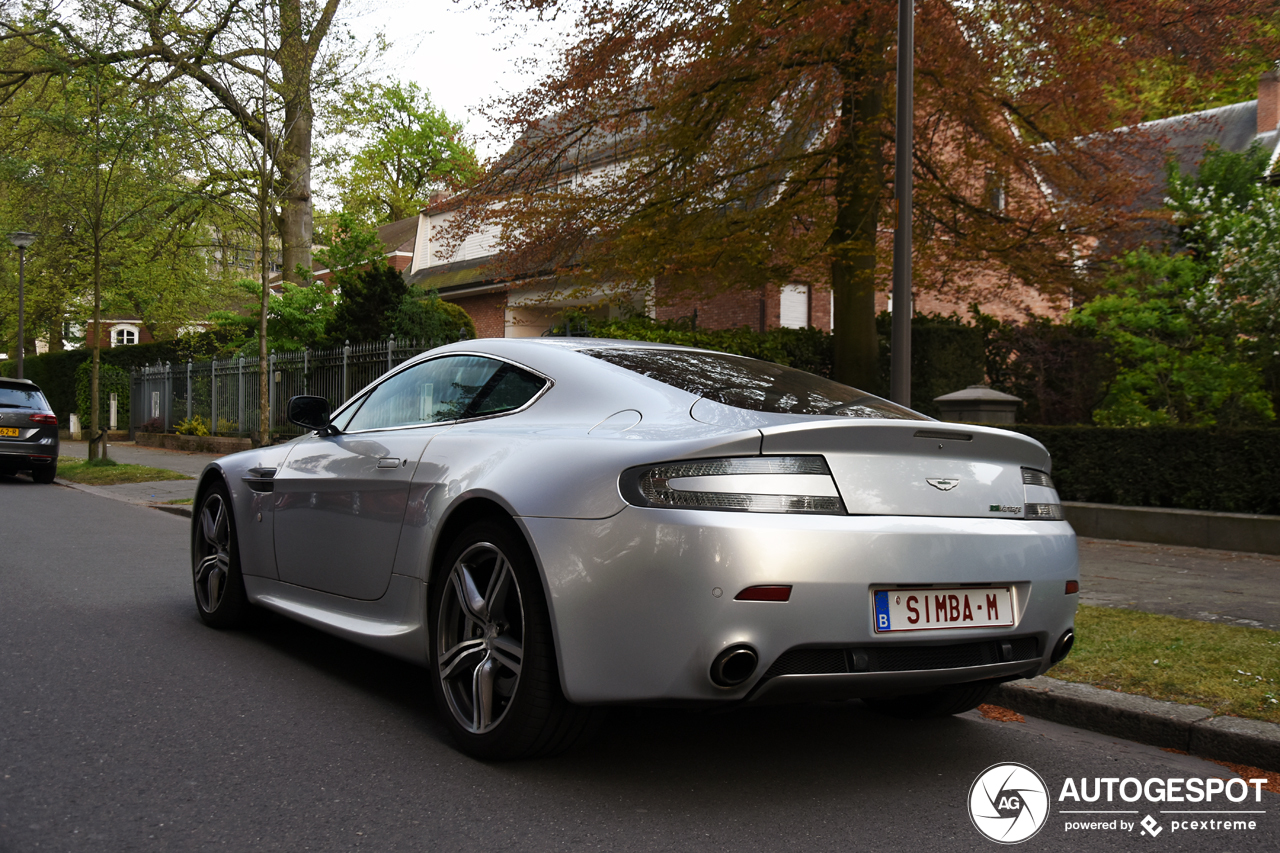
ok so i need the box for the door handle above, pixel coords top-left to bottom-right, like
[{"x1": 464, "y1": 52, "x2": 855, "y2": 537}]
[{"x1": 376, "y1": 457, "x2": 402, "y2": 469}]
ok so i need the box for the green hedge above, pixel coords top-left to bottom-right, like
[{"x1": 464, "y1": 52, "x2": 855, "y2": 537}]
[
  {"x1": 74, "y1": 361, "x2": 131, "y2": 427},
  {"x1": 1011, "y1": 426, "x2": 1280, "y2": 515},
  {"x1": 875, "y1": 314, "x2": 984, "y2": 418}
]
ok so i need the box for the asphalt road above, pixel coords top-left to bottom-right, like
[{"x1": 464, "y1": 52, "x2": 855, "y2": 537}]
[{"x1": 3, "y1": 479, "x2": 1278, "y2": 852}]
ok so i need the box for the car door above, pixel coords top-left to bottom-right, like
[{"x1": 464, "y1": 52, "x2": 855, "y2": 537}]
[{"x1": 272, "y1": 355, "x2": 517, "y2": 600}]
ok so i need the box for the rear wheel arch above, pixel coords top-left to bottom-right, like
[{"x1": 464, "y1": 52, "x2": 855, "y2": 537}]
[
  {"x1": 426, "y1": 510, "x2": 600, "y2": 758},
  {"x1": 431, "y1": 497, "x2": 531, "y2": 583}
]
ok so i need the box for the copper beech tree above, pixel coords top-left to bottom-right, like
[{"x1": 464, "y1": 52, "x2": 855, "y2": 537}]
[{"x1": 452, "y1": 0, "x2": 1278, "y2": 387}]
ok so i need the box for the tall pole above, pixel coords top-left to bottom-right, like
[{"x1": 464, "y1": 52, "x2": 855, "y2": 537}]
[
  {"x1": 16, "y1": 245, "x2": 24, "y2": 380},
  {"x1": 890, "y1": 0, "x2": 914, "y2": 407},
  {"x1": 8, "y1": 232, "x2": 37, "y2": 379}
]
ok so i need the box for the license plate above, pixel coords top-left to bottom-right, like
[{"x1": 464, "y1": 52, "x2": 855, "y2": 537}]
[
  {"x1": 873, "y1": 587, "x2": 1014, "y2": 633},
  {"x1": 0, "y1": 427, "x2": 18, "y2": 437}
]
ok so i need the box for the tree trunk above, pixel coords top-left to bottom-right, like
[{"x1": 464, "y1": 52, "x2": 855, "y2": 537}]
[
  {"x1": 829, "y1": 50, "x2": 887, "y2": 391},
  {"x1": 277, "y1": 105, "x2": 313, "y2": 285},
  {"x1": 89, "y1": 246, "x2": 102, "y2": 461},
  {"x1": 258, "y1": 113, "x2": 273, "y2": 447},
  {"x1": 277, "y1": 0, "x2": 314, "y2": 285}
]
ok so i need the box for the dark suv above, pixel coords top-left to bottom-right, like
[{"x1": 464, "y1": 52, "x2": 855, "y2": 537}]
[{"x1": 0, "y1": 378, "x2": 59, "y2": 483}]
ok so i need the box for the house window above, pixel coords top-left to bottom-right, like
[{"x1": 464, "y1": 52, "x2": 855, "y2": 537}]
[
  {"x1": 780, "y1": 284, "x2": 810, "y2": 329},
  {"x1": 113, "y1": 327, "x2": 137, "y2": 346}
]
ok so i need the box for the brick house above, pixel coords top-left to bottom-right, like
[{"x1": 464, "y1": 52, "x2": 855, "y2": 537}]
[
  {"x1": 412, "y1": 72, "x2": 1280, "y2": 340},
  {"x1": 82, "y1": 316, "x2": 156, "y2": 349},
  {"x1": 404, "y1": 144, "x2": 1067, "y2": 338}
]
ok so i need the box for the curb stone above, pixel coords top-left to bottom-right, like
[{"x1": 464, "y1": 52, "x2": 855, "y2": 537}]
[
  {"x1": 991, "y1": 676, "x2": 1280, "y2": 772},
  {"x1": 55, "y1": 479, "x2": 194, "y2": 519}
]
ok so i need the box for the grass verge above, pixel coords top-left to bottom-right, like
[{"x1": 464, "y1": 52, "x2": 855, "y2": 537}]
[
  {"x1": 56, "y1": 456, "x2": 193, "y2": 486},
  {"x1": 1051, "y1": 605, "x2": 1280, "y2": 724}
]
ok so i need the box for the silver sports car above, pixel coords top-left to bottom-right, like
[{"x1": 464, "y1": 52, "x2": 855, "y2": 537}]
[{"x1": 191, "y1": 338, "x2": 1077, "y2": 759}]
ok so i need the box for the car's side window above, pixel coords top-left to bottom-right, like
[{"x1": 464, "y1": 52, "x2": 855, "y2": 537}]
[
  {"x1": 328, "y1": 393, "x2": 367, "y2": 432},
  {"x1": 469, "y1": 366, "x2": 547, "y2": 416},
  {"x1": 343, "y1": 356, "x2": 546, "y2": 432}
]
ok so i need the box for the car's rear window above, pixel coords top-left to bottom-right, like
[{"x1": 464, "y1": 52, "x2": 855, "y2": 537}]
[
  {"x1": 579, "y1": 347, "x2": 926, "y2": 419},
  {"x1": 0, "y1": 384, "x2": 49, "y2": 410}
]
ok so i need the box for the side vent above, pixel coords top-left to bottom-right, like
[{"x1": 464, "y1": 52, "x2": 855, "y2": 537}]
[{"x1": 242, "y1": 467, "x2": 278, "y2": 493}]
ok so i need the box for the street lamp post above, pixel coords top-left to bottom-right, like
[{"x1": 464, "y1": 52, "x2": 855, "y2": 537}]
[
  {"x1": 8, "y1": 232, "x2": 37, "y2": 380},
  {"x1": 890, "y1": 0, "x2": 914, "y2": 407}
]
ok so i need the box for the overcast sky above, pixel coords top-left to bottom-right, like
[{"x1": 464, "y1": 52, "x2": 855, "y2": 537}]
[{"x1": 342, "y1": 0, "x2": 569, "y2": 160}]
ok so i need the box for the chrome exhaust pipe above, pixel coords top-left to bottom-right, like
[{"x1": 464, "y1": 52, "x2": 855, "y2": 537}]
[
  {"x1": 710, "y1": 644, "x2": 758, "y2": 687},
  {"x1": 1051, "y1": 630, "x2": 1075, "y2": 663}
]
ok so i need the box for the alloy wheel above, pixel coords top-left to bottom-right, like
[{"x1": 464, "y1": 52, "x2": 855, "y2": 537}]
[
  {"x1": 194, "y1": 493, "x2": 231, "y2": 613},
  {"x1": 436, "y1": 542, "x2": 525, "y2": 734}
]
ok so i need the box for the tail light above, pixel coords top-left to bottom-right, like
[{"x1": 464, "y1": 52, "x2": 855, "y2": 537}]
[
  {"x1": 621, "y1": 456, "x2": 846, "y2": 514},
  {"x1": 28, "y1": 413, "x2": 58, "y2": 425},
  {"x1": 1022, "y1": 467, "x2": 1063, "y2": 520},
  {"x1": 1025, "y1": 503, "x2": 1065, "y2": 520}
]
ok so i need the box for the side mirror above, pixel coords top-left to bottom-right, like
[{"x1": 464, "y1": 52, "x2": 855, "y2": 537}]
[{"x1": 287, "y1": 395, "x2": 333, "y2": 433}]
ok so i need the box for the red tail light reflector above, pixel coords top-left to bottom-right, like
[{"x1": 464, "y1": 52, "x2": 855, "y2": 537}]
[
  {"x1": 1065, "y1": 581, "x2": 1080, "y2": 594},
  {"x1": 734, "y1": 585, "x2": 792, "y2": 602},
  {"x1": 28, "y1": 413, "x2": 58, "y2": 425}
]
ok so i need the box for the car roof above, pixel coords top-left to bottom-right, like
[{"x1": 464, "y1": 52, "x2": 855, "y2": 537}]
[
  {"x1": 472, "y1": 336, "x2": 758, "y2": 360},
  {"x1": 0, "y1": 377, "x2": 41, "y2": 390}
]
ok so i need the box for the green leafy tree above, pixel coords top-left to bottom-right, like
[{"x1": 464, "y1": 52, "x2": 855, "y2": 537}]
[
  {"x1": 392, "y1": 291, "x2": 476, "y2": 344},
  {"x1": 0, "y1": 2, "x2": 226, "y2": 457},
  {"x1": 1167, "y1": 144, "x2": 1280, "y2": 347},
  {"x1": 324, "y1": 80, "x2": 479, "y2": 223},
  {"x1": 326, "y1": 262, "x2": 408, "y2": 344},
  {"x1": 1072, "y1": 251, "x2": 1274, "y2": 427},
  {"x1": 210, "y1": 278, "x2": 336, "y2": 354},
  {"x1": 315, "y1": 211, "x2": 384, "y2": 288}
]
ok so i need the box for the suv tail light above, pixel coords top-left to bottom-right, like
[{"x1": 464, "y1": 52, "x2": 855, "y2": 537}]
[{"x1": 28, "y1": 413, "x2": 58, "y2": 425}]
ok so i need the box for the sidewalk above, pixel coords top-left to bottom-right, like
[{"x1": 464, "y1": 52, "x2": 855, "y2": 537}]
[
  {"x1": 60, "y1": 439, "x2": 224, "y2": 477},
  {"x1": 57, "y1": 440, "x2": 224, "y2": 515},
  {"x1": 1079, "y1": 537, "x2": 1280, "y2": 631}
]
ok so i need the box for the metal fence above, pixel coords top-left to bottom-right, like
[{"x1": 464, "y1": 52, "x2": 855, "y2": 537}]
[{"x1": 129, "y1": 336, "x2": 455, "y2": 439}]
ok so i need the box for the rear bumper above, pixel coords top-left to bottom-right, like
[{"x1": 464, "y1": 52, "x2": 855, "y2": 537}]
[
  {"x1": 0, "y1": 436, "x2": 58, "y2": 469},
  {"x1": 519, "y1": 508, "x2": 1078, "y2": 705}
]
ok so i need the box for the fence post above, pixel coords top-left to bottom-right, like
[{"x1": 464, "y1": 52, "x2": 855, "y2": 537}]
[
  {"x1": 388, "y1": 334, "x2": 395, "y2": 372},
  {"x1": 268, "y1": 351, "x2": 277, "y2": 437},
  {"x1": 303, "y1": 347, "x2": 309, "y2": 396},
  {"x1": 186, "y1": 358, "x2": 192, "y2": 421},
  {"x1": 164, "y1": 362, "x2": 172, "y2": 432},
  {"x1": 210, "y1": 358, "x2": 218, "y2": 435},
  {"x1": 129, "y1": 368, "x2": 138, "y2": 438},
  {"x1": 342, "y1": 340, "x2": 349, "y2": 403}
]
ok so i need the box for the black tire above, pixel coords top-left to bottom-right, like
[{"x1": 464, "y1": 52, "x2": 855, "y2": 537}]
[
  {"x1": 862, "y1": 680, "x2": 997, "y2": 719},
  {"x1": 428, "y1": 519, "x2": 600, "y2": 760},
  {"x1": 31, "y1": 462, "x2": 56, "y2": 484},
  {"x1": 191, "y1": 482, "x2": 253, "y2": 628}
]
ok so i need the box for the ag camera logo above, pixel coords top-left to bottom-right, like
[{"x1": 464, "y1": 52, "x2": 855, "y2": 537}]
[{"x1": 969, "y1": 763, "x2": 1050, "y2": 844}]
